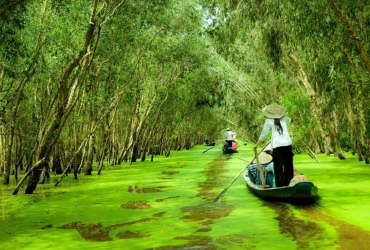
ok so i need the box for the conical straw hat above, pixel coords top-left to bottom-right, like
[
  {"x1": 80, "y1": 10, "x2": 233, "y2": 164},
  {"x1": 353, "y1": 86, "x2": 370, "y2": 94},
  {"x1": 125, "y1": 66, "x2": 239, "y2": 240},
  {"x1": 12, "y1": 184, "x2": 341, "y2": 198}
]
[
  {"x1": 262, "y1": 104, "x2": 286, "y2": 119},
  {"x1": 263, "y1": 143, "x2": 272, "y2": 152},
  {"x1": 253, "y1": 151, "x2": 273, "y2": 165}
]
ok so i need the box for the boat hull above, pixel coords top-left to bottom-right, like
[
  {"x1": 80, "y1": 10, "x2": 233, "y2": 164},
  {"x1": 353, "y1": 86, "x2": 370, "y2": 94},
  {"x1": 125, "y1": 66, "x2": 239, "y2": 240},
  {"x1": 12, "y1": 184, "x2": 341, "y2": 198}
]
[
  {"x1": 223, "y1": 148, "x2": 238, "y2": 154},
  {"x1": 244, "y1": 175, "x2": 319, "y2": 203}
]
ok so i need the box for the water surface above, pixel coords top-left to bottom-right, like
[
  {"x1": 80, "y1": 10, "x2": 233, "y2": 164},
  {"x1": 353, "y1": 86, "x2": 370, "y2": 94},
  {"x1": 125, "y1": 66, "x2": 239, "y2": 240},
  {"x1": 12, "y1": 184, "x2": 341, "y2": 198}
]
[{"x1": 1, "y1": 143, "x2": 370, "y2": 249}]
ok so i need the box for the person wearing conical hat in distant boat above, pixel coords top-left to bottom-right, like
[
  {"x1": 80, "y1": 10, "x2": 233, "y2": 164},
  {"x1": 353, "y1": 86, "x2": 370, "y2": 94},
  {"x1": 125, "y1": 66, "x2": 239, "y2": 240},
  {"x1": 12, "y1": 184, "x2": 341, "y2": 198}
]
[{"x1": 253, "y1": 104, "x2": 294, "y2": 187}]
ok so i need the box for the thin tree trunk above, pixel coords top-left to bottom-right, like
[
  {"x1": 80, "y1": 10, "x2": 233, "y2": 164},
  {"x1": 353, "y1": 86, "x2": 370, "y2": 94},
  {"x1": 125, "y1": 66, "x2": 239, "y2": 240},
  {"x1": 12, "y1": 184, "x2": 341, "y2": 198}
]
[
  {"x1": 0, "y1": 125, "x2": 6, "y2": 177},
  {"x1": 84, "y1": 133, "x2": 95, "y2": 175},
  {"x1": 51, "y1": 142, "x2": 63, "y2": 175},
  {"x1": 97, "y1": 126, "x2": 110, "y2": 175}
]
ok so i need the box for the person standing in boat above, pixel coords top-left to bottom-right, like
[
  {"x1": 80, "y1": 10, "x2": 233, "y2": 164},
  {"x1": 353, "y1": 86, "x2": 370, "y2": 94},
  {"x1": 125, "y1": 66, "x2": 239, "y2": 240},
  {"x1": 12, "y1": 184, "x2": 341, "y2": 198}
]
[
  {"x1": 253, "y1": 104, "x2": 294, "y2": 187},
  {"x1": 205, "y1": 133, "x2": 209, "y2": 145},
  {"x1": 225, "y1": 128, "x2": 234, "y2": 148}
]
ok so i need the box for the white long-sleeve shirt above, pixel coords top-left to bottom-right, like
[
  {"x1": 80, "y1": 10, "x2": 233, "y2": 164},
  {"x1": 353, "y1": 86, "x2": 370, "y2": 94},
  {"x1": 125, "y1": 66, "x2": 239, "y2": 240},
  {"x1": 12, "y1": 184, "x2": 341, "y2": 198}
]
[
  {"x1": 225, "y1": 131, "x2": 234, "y2": 141},
  {"x1": 258, "y1": 117, "x2": 292, "y2": 149}
]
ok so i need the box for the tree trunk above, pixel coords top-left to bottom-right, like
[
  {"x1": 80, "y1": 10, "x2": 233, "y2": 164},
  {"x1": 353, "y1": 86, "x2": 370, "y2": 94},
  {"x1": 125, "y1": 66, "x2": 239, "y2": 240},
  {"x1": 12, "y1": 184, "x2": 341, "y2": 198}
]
[
  {"x1": 51, "y1": 142, "x2": 63, "y2": 175},
  {"x1": 0, "y1": 125, "x2": 5, "y2": 177},
  {"x1": 84, "y1": 134, "x2": 95, "y2": 175},
  {"x1": 23, "y1": 0, "x2": 99, "y2": 194}
]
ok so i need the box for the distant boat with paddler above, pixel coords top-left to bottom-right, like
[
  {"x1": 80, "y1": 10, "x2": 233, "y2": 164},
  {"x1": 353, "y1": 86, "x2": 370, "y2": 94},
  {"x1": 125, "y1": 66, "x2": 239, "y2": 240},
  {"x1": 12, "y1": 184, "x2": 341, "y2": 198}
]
[{"x1": 222, "y1": 140, "x2": 238, "y2": 154}]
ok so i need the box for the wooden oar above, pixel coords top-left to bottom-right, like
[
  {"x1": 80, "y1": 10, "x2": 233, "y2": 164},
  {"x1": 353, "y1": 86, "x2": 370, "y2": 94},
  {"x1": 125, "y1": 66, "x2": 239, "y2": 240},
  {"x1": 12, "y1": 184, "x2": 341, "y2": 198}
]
[
  {"x1": 237, "y1": 158, "x2": 250, "y2": 163},
  {"x1": 254, "y1": 148, "x2": 266, "y2": 188},
  {"x1": 213, "y1": 142, "x2": 270, "y2": 202},
  {"x1": 202, "y1": 146, "x2": 214, "y2": 154}
]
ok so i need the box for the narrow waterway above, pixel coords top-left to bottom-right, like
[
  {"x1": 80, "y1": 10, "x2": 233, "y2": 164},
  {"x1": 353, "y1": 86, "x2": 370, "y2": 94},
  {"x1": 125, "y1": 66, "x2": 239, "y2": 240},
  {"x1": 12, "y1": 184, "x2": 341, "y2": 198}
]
[{"x1": 1, "y1": 143, "x2": 370, "y2": 249}]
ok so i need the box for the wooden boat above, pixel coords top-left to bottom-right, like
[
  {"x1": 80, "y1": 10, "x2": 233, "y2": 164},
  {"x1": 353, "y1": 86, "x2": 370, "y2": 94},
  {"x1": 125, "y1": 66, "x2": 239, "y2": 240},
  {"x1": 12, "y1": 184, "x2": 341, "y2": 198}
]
[
  {"x1": 243, "y1": 174, "x2": 319, "y2": 203},
  {"x1": 203, "y1": 141, "x2": 215, "y2": 146},
  {"x1": 222, "y1": 141, "x2": 238, "y2": 154}
]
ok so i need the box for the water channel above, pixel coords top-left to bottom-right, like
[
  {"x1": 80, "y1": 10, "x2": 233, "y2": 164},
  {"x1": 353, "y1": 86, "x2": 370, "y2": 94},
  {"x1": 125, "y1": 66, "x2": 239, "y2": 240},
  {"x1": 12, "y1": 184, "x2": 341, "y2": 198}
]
[{"x1": 1, "y1": 142, "x2": 370, "y2": 249}]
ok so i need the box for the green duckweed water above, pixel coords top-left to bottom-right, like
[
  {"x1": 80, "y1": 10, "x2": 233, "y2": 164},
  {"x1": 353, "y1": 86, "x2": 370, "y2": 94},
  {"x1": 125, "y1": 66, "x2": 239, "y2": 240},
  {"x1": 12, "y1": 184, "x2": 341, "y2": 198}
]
[{"x1": 1, "y1": 143, "x2": 370, "y2": 249}]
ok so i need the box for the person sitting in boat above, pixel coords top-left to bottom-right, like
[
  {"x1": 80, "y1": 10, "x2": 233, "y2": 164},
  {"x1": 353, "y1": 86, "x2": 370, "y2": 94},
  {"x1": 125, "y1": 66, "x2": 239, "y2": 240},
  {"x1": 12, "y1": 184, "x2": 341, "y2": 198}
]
[
  {"x1": 262, "y1": 145, "x2": 275, "y2": 187},
  {"x1": 232, "y1": 131, "x2": 237, "y2": 142},
  {"x1": 265, "y1": 165, "x2": 306, "y2": 187},
  {"x1": 264, "y1": 161, "x2": 275, "y2": 188},
  {"x1": 288, "y1": 167, "x2": 308, "y2": 186},
  {"x1": 232, "y1": 140, "x2": 238, "y2": 151},
  {"x1": 247, "y1": 151, "x2": 273, "y2": 187}
]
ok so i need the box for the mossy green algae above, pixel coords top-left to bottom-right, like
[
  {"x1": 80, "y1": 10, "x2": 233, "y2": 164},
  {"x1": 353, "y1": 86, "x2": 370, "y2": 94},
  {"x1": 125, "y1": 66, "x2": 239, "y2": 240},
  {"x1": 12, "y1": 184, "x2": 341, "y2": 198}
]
[{"x1": 1, "y1": 143, "x2": 370, "y2": 249}]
